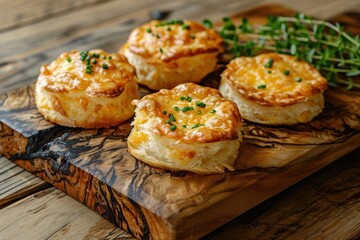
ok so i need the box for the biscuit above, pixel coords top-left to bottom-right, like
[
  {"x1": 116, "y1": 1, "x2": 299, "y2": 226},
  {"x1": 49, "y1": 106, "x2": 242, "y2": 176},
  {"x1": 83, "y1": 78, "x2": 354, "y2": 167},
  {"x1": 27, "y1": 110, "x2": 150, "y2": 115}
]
[
  {"x1": 35, "y1": 50, "x2": 139, "y2": 128},
  {"x1": 220, "y1": 53, "x2": 327, "y2": 125},
  {"x1": 120, "y1": 19, "x2": 223, "y2": 90},
  {"x1": 127, "y1": 83, "x2": 242, "y2": 174}
]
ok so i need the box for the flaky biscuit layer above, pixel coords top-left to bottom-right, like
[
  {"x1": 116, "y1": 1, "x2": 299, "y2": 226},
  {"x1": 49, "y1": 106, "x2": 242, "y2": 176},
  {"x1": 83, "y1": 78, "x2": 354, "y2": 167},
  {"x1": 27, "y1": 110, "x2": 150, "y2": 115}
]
[
  {"x1": 125, "y1": 20, "x2": 223, "y2": 63},
  {"x1": 127, "y1": 83, "x2": 242, "y2": 174},
  {"x1": 121, "y1": 20, "x2": 224, "y2": 90},
  {"x1": 35, "y1": 50, "x2": 139, "y2": 128},
  {"x1": 221, "y1": 53, "x2": 327, "y2": 107}
]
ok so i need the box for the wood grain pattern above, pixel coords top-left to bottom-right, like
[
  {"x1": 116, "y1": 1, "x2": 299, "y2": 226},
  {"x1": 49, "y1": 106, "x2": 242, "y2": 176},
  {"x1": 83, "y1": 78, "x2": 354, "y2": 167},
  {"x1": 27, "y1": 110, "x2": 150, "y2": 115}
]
[
  {"x1": 206, "y1": 148, "x2": 360, "y2": 240},
  {"x1": 0, "y1": 0, "x2": 108, "y2": 33},
  {"x1": 1, "y1": 151, "x2": 358, "y2": 240},
  {"x1": 0, "y1": 187, "x2": 133, "y2": 239},
  {"x1": 0, "y1": 157, "x2": 50, "y2": 208},
  {"x1": 0, "y1": 4, "x2": 360, "y2": 240}
]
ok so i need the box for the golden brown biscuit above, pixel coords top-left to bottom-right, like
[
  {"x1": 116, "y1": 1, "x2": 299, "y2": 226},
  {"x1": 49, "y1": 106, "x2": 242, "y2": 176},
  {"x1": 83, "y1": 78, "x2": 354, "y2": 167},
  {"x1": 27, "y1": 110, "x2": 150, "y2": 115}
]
[
  {"x1": 127, "y1": 83, "x2": 242, "y2": 174},
  {"x1": 120, "y1": 19, "x2": 223, "y2": 90},
  {"x1": 220, "y1": 53, "x2": 328, "y2": 125},
  {"x1": 35, "y1": 50, "x2": 139, "y2": 128}
]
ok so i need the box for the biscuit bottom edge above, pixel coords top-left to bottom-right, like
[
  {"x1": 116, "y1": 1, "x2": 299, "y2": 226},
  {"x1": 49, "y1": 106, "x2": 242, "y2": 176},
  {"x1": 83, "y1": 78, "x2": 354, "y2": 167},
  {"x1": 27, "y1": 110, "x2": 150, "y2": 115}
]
[
  {"x1": 127, "y1": 128, "x2": 242, "y2": 175},
  {"x1": 219, "y1": 80, "x2": 325, "y2": 125}
]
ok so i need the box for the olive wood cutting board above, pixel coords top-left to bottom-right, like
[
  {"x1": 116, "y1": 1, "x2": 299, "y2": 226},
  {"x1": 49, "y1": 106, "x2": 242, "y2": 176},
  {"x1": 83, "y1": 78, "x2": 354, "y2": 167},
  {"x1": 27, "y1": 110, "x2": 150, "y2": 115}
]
[{"x1": 0, "y1": 5, "x2": 359, "y2": 240}]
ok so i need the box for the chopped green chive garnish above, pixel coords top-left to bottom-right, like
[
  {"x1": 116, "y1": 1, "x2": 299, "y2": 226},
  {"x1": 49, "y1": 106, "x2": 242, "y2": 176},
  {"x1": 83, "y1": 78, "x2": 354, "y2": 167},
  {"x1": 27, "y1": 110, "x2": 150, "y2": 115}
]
[
  {"x1": 223, "y1": 17, "x2": 231, "y2": 22},
  {"x1": 169, "y1": 114, "x2": 176, "y2": 122},
  {"x1": 257, "y1": 84, "x2": 267, "y2": 89},
  {"x1": 91, "y1": 53, "x2": 100, "y2": 58},
  {"x1": 66, "y1": 56, "x2": 72, "y2": 62},
  {"x1": 173, "y1": 106, "x2": 180, "y2": 111},
  {"x1": 170, "y1": 125, "x2": 177, "y2": 131},
  {"x1": 102, "y1": 56, "x2": 107, "y2": 59},
  {"x1": 295, "y1": 77, "x2": 302, "y2": 82},
  {"x1": 190, "y1": 34, "x2": 195, "y2": 39},
  {"x1": 181, "y1": 106, "x2": 194, "y2": 112},
  {"x1": 182, "y1": 125, "x2": 187, "y2": 128},
  {"x1": 159, "y1": 48, "x2": 163, "y2": 53},
  {"x1": 283, "y1": 69, "x2": 290, "y2": 75},
  {"x1": 109, "y1": 56, "x2": 112, "y2": 60},
  {"x1": 165, "y1": 119, "x2": 171, "y2": 124},
  {"x1": 210, "y1": 109, "x2": 216, "y2": 113},
  {"x1": 85, "y1": 55, "x2": 91, "y2": 65},
  {"x1": 85, "y1": 65, "x2": 93, "y2": 74},
  {"x1": 80, "y1": 51, "x2": 89, "y2": 61},
  {"x1": 267, "y1": 70, "x2": 272, "y2": 73},
  {"x1": 85, "y1": 68, "x2": 92, "y2": 74},
  {"x1": 101, "y1": 64, "x2": 109, "y2": 69},
  {"x1": 163, "y1": 111, "x2": 167, "y2": 115},
  {"x1": 146, "y1": 28, "x2": 152, "y2": 33},
  {"x1": 264, "y1": 58, "x2": 273, "y2": 68},
  {"x1": 195, "y1": 101, "x2": 206, "y2": 108},
  {"x1": 203, "y1": 19, "x2": 213, "y2": 29},
  {"x1": 182, "y1": 24, "x2": 190, "y2": 29},
  {"x1": 192, "y1": 123, "x2": 204, "y2": 129},
  {"x1": 197, "y1": 110, "x2": 202, "y2": 115},
  {"x1": 156, "y1": 19, "x2": 184, "y2": 27},
  {"x1": 166, "y1": 26, "x2": 171, "y2": 31},
  {"x1": 92, "y1": 59, "x2": 97, "y2": 64},
  {"x1": 180, "y1": 96, "x2": 192, "y2": 102}
]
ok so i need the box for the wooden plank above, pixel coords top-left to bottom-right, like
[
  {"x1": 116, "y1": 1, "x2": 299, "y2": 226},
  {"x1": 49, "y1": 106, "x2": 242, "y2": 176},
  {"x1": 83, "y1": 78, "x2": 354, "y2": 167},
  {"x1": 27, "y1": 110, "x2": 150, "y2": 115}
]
[
  {"x1": 0, "y1": 85, "x2": 70, "y2": 159},
  {"x1": 205, "y1": 149, "x2": 360, "y2": 240},
  {"x1": 1, "y1": 3, "x2": 360, "y2": 240},
  {"x1": 1, "y1": 151, "x2": 358, "y2": 239},
  {"x1": 0, "y1": 0, "x2": 109, "y2": 32},
  {"x1": 0, "y1": 187, "x2": 133, "y2": 239},
  {"x1": 300, "y1": 0, "x2": 360, "y2": 19},
  {"x1": 0, "y1": 156, "x2": 50, "y2": 208},
  {"x1": 0, "y1": 0, "x2": 360, "y2": 93},
  {"x1": 1, "y1": 1, "x2": 359, "y2": 95},
  {"x1": 1, "y1": 0, "x2": 359, "y2": 59},
  {"x1": 0, "y1": 0, "x2": 182, "y2": 58},
  {"x1": 0, "y1": 0, "x2": 185, "y2": 94}
]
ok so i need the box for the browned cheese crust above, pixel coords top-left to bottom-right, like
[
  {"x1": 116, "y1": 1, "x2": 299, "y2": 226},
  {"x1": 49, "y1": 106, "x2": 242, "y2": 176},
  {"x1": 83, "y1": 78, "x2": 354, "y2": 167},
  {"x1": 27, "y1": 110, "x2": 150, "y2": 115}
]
[
  {"x1": 35, "y1": 50, "x2": 139, "y2": 128},
  {"x1": 38, "y1": 50, "x2": 136, "y2": 97},
  {"x1": 221, "y1": 53, "x2": 328, "y2": 107},
  {"x1": 131, "y1": 83, "x2": 241, "y2": 144},
  {"x1": 124, "y1": 20, "x2": 224, "y2": 64}
]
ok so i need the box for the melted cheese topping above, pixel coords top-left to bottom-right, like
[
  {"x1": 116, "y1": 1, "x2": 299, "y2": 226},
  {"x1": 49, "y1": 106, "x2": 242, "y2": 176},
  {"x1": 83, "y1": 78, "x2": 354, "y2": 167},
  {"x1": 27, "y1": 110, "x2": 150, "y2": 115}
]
[
  {"x1": 38, "y1": 50, "x2": 137, "y2": 97},
  {"x1": 221, "y1": 53, "x2": 328, "y2": 106},
  {"x1": 126, "y1": 20, "x2": 223, "y2": 63},
  {"x1": 132, "y1": 83, "x2": 241, "y2": 143}
]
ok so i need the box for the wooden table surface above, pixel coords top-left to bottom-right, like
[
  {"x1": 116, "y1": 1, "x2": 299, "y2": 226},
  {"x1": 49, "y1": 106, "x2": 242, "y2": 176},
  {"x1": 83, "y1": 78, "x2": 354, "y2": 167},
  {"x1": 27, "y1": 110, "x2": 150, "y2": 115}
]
[{"x1": 0, "y1": 0, "x2": 359, "y2": 239}]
